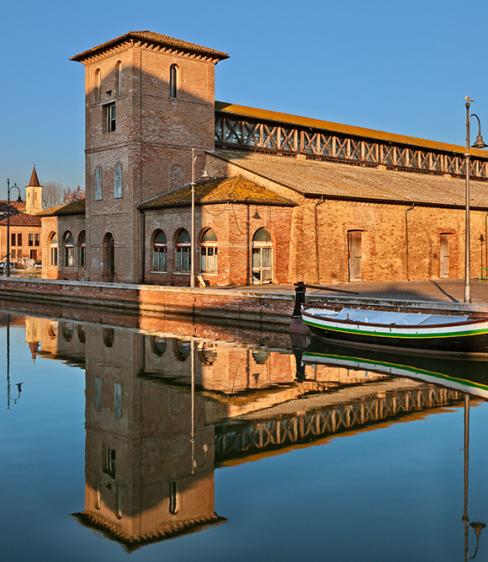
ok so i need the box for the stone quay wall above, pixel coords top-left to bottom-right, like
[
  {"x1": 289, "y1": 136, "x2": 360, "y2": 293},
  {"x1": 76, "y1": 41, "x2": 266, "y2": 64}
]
[
  {"x1": 0, "y1": 278, "x2": 294, "y2": 325},
  {"x1": 2, "y1": 278, "x2": 488, "y2": 329}
]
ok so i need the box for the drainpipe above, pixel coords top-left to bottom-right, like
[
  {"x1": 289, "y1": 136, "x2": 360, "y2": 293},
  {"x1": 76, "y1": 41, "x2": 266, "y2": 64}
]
[
  {"x1": 485, "y1": 213, "x2": 488, "y2": 273},
  {"x1": 141, "y1": 210, "x2": 146, "y2": 283},
  {"x1": 405, "y1": 204, "x2": 415, "y2": 281},
  {"x1": 314, "y1": 199, "x2": 326, "y2": 283}
]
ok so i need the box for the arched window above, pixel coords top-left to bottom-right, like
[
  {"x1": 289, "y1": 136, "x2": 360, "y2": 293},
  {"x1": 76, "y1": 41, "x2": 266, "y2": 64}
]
[
  {"x1": 102, "y1": 327, "x2": 114, "y2": 348},
  {"x1": 49, "y1": 232, "x2": 58, "y2": 266},
  {"x1": 152, "y1": 230, "x2": 167, "y2": 272},
  {"x1": 169, "y1": 481, "x2": 179, "y2": 514},
  {"x1": 114, "y1": 61, "x2": 122, "y2": 93},
  {"x1": 175, "y1": 229, "x2": 191, "y2": 272},
  {"x1": 102, "y1": 232, "x2": 115, "y2": 282},
  {"x1": 63, "y1": 231, "x2": 74, "y2": 268},
  {"x1": 170, "y1": 164, "x2": 184, "y2": 191},
  {"x1": 95, "y1": 167, "x2": 103, "y2": 200},
  {"x1": 252, "y1": 228, "x2": 272, "y2": 284},
  {"x1": 78, "y1": 231, "x2": 86, "y2": 268},
  {"x1": 169, "y1": 64, "x2": 178, "y2": 98},
  {"x1": 200, "y1": 228, "x2": 217, "y2": 273},
  {"x1": 199, "y1": 346, "x2": 217, "y2": 365},
  {"x1": 113, "y1": 162, "x2": 122, "y2": 198},
  {"x1": 94, "y1": 68, "x2": 101, "y2": 101},
  {"x1": 174, "y1": 340, "x2": 191, "y2": 361},
  {"x1": 77, "y1": 325, "x2": 86, "y2": 344},
  {"x1": 62, "y1": 323, "x2": 74, "y2": 342},
  {"x1": 48, "y1": 321, "x2": 58, "y2": 340},
  {"x1": 150, "y1": 336, "x2": 167, "y2": 356},
  {"x1": 252, "y1": 349, "x2": 270, "y2": 365}
]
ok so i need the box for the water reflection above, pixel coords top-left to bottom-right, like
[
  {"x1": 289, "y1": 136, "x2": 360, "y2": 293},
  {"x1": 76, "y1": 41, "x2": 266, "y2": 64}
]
[{"x1": 3, "y1": 310, "x2": 488, "y2": 557}]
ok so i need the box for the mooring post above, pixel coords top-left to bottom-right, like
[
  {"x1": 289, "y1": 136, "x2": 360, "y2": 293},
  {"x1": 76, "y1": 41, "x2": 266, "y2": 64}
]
[{"x1": 292, "y1": 281, "x2": 306, "y2": 318}]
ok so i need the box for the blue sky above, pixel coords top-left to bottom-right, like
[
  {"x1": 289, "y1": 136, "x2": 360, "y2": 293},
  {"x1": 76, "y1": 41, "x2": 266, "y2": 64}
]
[{"x1": 1, "y1": 0, "x2": 488, "y2": 198}]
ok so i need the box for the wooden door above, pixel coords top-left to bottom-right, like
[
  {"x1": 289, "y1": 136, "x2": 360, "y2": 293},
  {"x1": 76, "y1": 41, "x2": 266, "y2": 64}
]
[
  {"x1": 348, "y1": 231, "x2": 362, "y2": 281},
  {"x1": 440, "y1": 234, "x2": 449, "y2": 278}
]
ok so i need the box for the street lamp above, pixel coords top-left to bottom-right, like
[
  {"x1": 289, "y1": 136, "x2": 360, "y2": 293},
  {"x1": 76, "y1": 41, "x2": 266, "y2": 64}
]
[
  {"x1": 464, "y1": 98, "x2": 488, "y2": 303},
  {"x1": 189, "y1": 150, "x2": 210, "y2": 289},
  {"x1": 462, "y1": 394, "x2": 486, "y2": 561},
  {"x1": 5, "y1": 179, "x2": 22, "y2": 277}
]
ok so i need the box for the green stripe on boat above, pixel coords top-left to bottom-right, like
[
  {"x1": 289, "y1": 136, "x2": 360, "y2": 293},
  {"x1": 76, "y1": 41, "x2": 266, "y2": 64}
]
[
  {"x1": 304, "y1": 351, "x2": 488, "y2": 392},
  {"x1": 302, "y1": 318, "x2": 488, "y2": 339}
]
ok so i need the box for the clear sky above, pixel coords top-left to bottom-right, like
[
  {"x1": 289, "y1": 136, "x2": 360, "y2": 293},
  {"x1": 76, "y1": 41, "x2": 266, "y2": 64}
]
[{"x1": 1, "y1": 0, "x2": 488, "y2": 198}]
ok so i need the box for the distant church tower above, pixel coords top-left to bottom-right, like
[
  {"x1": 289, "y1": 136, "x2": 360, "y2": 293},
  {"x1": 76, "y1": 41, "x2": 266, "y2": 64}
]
[{"x1": 25, "y1": 166, "x2": 43, "y2": 214}]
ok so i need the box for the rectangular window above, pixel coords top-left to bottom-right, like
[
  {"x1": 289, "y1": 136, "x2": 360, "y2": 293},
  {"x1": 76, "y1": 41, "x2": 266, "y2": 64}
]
[
  {"x1": 103, "y1": 448, "x2": 116, "y2": 479},
  {"x1": 103, "y1": 102, "x2": 116, "y2": 133},
  {"x1": 80, "y1": 245, "x2": 86, "y2": 268},
  {"x1": 200, "y1": 247, "x2": 218, "y2": 273},
  {"x1": 50, "y1": 246, "x2": 58, "y2": 267},
  {"x1": 28, "y1": 233, "x2": 34, "y2": 247},
  {"x1": 175, "y1": 247, "x2": 191, "y2": 272},
  {"x1": 11, "y1": 233, "x2": 15, "y2": 247},
  {"x1": 17, "y1": 234, "x2": 22, "y2": 246},
  {"x1": 94, "y1": 377, "x2": 102, "y2": 411},
  {"x1": 34, "y1": 234, "x2": 40, "y2": 247},
  {"x1": 65, "y1": 246, "x2": 74, "y2": 268},
  {"x1": 114, "y1": 383, "x2": 122, "y2": 419}
]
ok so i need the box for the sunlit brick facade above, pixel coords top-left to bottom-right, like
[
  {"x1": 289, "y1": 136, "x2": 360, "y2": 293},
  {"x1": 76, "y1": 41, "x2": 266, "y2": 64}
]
[{"x1": 40, "y1": 30, "x2": 488, "y2": 286}]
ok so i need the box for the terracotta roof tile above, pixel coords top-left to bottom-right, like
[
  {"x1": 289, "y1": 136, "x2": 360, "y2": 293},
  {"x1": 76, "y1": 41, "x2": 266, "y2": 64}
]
[
  {"x1": 0, "y1": 201, "x2": 26, "y2": 213},
  {"x1": 139, "y1": 175, "x2": 296, "y2": 210},
  {"x1": 71, "y1": 31, "x2": 229, "y2": 62},
  {"x1": 215, "y1": 101, "x2": 488, "y2": 159},
  {"x1": 73, "y1": 511, "x2": 225, "y2": 550},
  {"x1": 0, "y1": 212, "x2": 41, "y2": 226},
  {"x1": 40, "y1": 199, "x2": 86, "y2": 217},
  {"x1": 213, "y1": 150, "x2": 488, "y2": 209}
]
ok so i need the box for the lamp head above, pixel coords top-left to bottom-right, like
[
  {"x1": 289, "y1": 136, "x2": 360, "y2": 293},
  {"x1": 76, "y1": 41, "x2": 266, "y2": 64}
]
[
  {"x1": 470, "y1": 522, "x2": 486, "y2": 536},
  {"x1": 472, "y1": 134, "x2": 488, "y2": 149}
]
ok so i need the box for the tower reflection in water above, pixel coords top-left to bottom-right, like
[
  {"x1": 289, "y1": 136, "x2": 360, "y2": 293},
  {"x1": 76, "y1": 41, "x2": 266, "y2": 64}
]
[{"x1": 21, "y1": 314, "x2": 486, "y2": 553}]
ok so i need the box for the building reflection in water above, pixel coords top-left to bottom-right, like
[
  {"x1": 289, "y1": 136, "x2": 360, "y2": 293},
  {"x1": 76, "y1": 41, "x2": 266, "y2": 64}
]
[{"x1": 21, "y1": 315, "x2": 476, "y2": 551}]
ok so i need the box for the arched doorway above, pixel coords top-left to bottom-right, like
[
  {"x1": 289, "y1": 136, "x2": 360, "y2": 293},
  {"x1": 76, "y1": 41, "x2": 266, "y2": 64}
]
[
  {"x1": 252, "y1": 228, "x2": 273, "y2": 284},
  {"x1": 102, "y1": 232, "x2": 115, "y2": 282}
]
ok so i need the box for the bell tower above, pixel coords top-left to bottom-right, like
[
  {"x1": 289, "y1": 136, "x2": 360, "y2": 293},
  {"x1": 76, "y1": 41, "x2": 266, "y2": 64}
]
[
  {"x1": 70, "y1": 31, "x2": 228, "y2": 283},
  {"x1": 25, "y1": 166, "x2": 43, "y2": 214}
]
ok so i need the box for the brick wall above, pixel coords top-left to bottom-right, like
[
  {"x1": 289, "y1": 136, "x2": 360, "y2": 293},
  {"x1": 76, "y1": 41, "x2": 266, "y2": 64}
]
[{"x1": 82, "y1": 43, "x2": 218, "y2": 284}]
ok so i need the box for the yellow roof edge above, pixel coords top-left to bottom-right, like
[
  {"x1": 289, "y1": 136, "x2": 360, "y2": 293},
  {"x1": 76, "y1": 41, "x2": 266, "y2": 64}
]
[{"x1": 215, "y1": 101, "x2": 488, "y2": 159}]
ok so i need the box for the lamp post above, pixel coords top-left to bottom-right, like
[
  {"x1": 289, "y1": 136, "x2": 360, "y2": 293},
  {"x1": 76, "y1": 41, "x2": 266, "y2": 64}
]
[
  {"x1": 190, "y1": 149, "x2": 196, "y2": 288},
  {"x1": 5, "y1": 179, "x2": 22, "y2": 277},
  {"x1": 462, "y1": 394, "x2": 486, "y2": 561},
  {"x1": 464, "y1": 98, "x2": 488, "y2": 303}
]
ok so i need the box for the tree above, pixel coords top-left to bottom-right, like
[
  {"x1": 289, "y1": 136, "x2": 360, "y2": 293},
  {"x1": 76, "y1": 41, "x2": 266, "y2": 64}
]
[
  {"x1": 42, "y1": 182, "x2": 65, "y2": 208},
  {"x1": 63, "y1": 185, "x2": 86, "y2": 202}
]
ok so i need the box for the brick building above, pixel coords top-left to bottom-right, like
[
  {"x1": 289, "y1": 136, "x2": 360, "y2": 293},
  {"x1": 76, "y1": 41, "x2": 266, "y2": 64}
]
[
  {"x1": 40, "y1": 30, "x2": 488, "y2": 286},
  {"x1": 0, "y1": 167, "x2": 43, "y2": 264}
]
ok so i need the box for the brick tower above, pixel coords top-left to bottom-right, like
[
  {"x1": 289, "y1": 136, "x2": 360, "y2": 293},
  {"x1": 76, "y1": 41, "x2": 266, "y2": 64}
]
[{"x1": 71, "y1": 31, "x2": 228, "y2": 283}]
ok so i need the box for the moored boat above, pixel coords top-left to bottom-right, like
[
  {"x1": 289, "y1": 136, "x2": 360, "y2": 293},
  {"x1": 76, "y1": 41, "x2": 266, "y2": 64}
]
[{"x1": 301, "y1": 306, "x2": 488, "y2": 354}]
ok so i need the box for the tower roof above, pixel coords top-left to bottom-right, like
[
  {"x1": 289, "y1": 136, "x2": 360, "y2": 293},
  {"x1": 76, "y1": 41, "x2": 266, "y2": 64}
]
[
  {"x1": 70, "y1": 31, "x2": 229, "y2": 63},
  {"x1": 27, "y1": 166, "x2": 41, "y2": 187}
]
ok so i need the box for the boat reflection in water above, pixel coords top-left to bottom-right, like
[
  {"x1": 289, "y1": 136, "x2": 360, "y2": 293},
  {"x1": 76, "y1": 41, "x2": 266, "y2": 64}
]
[
  {"x1": 300, "y1": 339, "x2": 488, "y2": 561},
  {"x1": 13, "y1": 312, "x2": 488, "y2": 555}
]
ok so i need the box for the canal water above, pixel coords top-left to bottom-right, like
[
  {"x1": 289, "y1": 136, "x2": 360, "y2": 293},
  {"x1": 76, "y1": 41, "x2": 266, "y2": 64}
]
[{"x1": 0, "y1": 306, "x2": 488, "y2": 562}]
